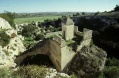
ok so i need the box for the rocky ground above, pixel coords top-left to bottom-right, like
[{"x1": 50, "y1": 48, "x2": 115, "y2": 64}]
[{"x1": 0, "y1": 17, "x2": 25, "y2": 68}]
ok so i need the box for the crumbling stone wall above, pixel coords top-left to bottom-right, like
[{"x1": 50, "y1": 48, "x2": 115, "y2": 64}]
[
  {"x1": 15, "y1": 18, "x2": 93, "y2": 72},
  {"x1": 62, "y1": 18, "x2": 74, "y2": 40},
  {"x1": 76, "y1": 28, "x2": 92, "y2": 51}
]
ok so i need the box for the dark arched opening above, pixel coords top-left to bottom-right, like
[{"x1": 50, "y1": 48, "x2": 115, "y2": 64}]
[{"x1": 20, "y1": 54, "x2": 55, "y2": 68}]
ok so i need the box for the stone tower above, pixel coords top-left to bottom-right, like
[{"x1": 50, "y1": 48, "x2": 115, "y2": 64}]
[{"x1": 62, "y1": 18, "x2": 74, "y2": 40}]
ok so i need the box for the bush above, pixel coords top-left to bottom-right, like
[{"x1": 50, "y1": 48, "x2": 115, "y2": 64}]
[
  {"x1": 13, "y1": 65, "x2": 47, "y2": 78},
  {"x1": 35, "y1": 33, "x2": 45, "y2": 41},
  {"x1": 70, "y1": 74, "x2": 78, "y2": 78},
  {"x1": 0, "y1": 29, "x2": 10, "y2": 47},
  {"x1": 0, "y1": 65, "x2": 47, "y2": 78},
  {"x1": 114, "y1": 5, "x2": 119, "y2": 11},
  {"x1": 106, "y1": 57, "x2": 119, "y2": 66},
  {"x1": 103, "y1": 66, "x2": 119, "y2": 78},
  {"x1": 22, "y1": 25, "x2": 38, "y2": 37},
  {"x1": 0, "y1": 68, "x2": 21, "y2": 78},
  {"x1": 0, "y1": 68, "x2": 11, "y2": 78},
  {"x1": 98, "y1": 58, "x2": 119, "y2": 78},
  {"x1": 23, "y1": 37, "x2": 36, "y2": 49}
]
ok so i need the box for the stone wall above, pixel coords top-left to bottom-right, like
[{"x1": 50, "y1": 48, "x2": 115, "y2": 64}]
[
  {"x1": 62, "y1": 25, "x2": 74, "y2": 40},
  {"x1": 62, "y1": 18, "x2": 74, "y2": 40},
  {"x1": 15, "y1": 18, "x2": 93, "y2": 72},
  {"x1": 76, "y1": 28, "x2": 92, "y2": 51},
  {"x1": 49, "y1": 40, "x2": 61, "y2": 71},
  {"x1": 74, "y1": 26, "x2": 78, "y2": 33},
  {"x1": 61, "y1": 46, "x2": 76, "y2": 71}
]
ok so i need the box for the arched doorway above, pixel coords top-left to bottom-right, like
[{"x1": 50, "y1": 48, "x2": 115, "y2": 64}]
[{"x1": 20, "y1": 54, "x2": 55, "y2": 68}]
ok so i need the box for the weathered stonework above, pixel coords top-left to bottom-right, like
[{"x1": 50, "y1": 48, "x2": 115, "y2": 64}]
[
  {"x1": 62, "y1": 18, "x2": 74, "y2": 40},
  {"x1": 15, "y1": 18, "x2": 93, "y2": 72}
]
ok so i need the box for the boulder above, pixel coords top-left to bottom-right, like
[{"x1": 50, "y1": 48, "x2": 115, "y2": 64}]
[{"x1": 67, "y1": 45, "x2": 107, "y2": 78}]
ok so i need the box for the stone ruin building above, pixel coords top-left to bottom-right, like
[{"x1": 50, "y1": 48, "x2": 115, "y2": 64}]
[{"x1": 15, "y1": 18, "x2": 92, "y2": 72}]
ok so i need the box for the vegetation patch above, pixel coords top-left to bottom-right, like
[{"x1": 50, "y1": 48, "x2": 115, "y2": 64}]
[
  {"x1": 21, "y1": 25, "x2": 38, "y2": 37},
  {"x1": 14, "y1": 16, "x2": 61, "y2": 24},
  {"x1": 0, "y1": 29, "x2": 10, "y2": 47},
  {"x1": 23, "y1": 37, "x2": 36, "y2": 49},
  {"x1": 66, "y1": 39, "x2": 75, "y2": 45},
  {"x1": 13, "y1": 65, "x2": 47, "y2": 78},
  {"x1": 47, "y1": 35, "x2": 54, "y2": 39},
  {"x1": 0, "y1": 65, "x2": 47, "y2": 78}
]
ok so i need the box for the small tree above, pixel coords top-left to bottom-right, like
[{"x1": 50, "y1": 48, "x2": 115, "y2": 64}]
[
  {"x1": 114, "y1": 5, "x2": 119, "y2": 11},
  {"x1": 82, "y1": 12, "x2": 85, "y2": 15},
  {"x1": 22, "y1": 25, "x2": 38, "y2": 37},
  {"x1": 76, "y1": 12, "x2": 80, "y2": 16},
  {"x1": 35, "y1": 34, "x2": 45, "y2": 41},
  {"x1": 0, "y1": 29, "x2": 10, "y2": 47}
]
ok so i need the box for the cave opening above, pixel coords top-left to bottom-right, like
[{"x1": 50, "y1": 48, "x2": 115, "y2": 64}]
[{"x1": 20, "y1": 54, "x2": 55, "y2": 68}]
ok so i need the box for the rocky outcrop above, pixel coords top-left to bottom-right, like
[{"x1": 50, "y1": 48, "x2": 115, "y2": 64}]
[
  {"x1": 0, "y1": 17, "x2": 25, "y2": 68},
  {"x1": 67, "y1": 45, "x2": 107, "y2": 78},
  {"x1": 74, "y1": 16, "x2": 117, "y2": 31},
  {"x1": 73, "y1": 16, "x2": 119, "y2": 58}
]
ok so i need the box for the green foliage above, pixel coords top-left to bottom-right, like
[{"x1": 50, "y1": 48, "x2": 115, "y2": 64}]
[
  {"x1": 0, "y1": 68, "x2": 21, "y2": 78},
  {"x1": 98, "y1": 58, "x2": 119, "y2": 78},
  {"x1": 114, "y1": 5, "x2": 119, "y2": 11},
  {"x1": 103, "y1": 66, "x2": 119, "y2": 78},
  {"x1": 23, "y1": 37, "x2": 36, "y2": 49},
  {"x1": 0, "y1": 29, "x2": 10, "y2": 47},
  {"x1": 70, "y1": 74, "x2": 78, "y2": 78},
  {"x1": 44, "y1": 19, "x2": 53, "y2": 22},
  {"x1": 0, "y1": 65, "x2": 47, "y2": 78},
  {"x1": 66, "y1": 40, "x2": 75, "y2": 45},
  {"x1": 48, "y1": 27, "x2": 61, "y2": 32},
  {"x1": 13, "y1": 65, "x2": 47, "y2": 78},
  {"x1": 106, "y1": 57, "x2": 119, "y2": 66},
  {"x1": 35, "y1": 33, "x2": 45, "y2": 41},
  {"x1": 47, "y1": 35, "x2": 54, "y2": 39},
  {"x1": 22, "y1": 25, "x2": 38, "y2": 37},
  {"x1": 0, "y1": 68, "x2": 11, "y2": 78},
  {"x1": 0, "y1": 11, "x2": 16, "y2": 29},
  {"x1": 82, "y1": 12, "x2": 85, "y2": 15},
  {"x1": 90, "y1": 40, "x2": 94, "y2": 47}
]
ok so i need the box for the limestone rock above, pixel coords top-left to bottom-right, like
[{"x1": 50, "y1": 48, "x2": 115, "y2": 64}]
[
  {"x1": 0, "y1": 18, "x2": 11, "y2": 29},
  {"x1": 0, "y1": 46, "x2": 7, "y2": 65},
  {"x1": 46, "y1": 68, "x2": 70, "y2": 78},
  {"x1": 67, "y1": 45, "x2": 107, "y2": 78},
  {"x1": 0, "y1": 17, "x2": 25, "y2": 68}
]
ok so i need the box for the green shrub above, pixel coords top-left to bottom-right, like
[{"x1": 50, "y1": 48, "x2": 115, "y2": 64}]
[
  {"x1": 106, "y1": 57, "x2": 119, "y2": 66},
  {"x1": 0, "y1": 65, "x2": 47, "y2": 78},
  {"x1": 0, "y1": 29, "x2": 10, "y2": 47},
  {"x1": 103, "y1": 66, "x2": 119, "y2": 78},
  {"x1": 23, "y1": 37, "x2": 35, "y2": 49},
  {"x1": 0, "y1": 68, "x2": 10, "y2": 78},
  {"x1": 70, "y1": 74, "x2": 78, "y2": 78},
  {"x1": 35, "y1": 33, "x2": 45, "y2": 41},
  {"x1": 98, "y1": 58, "x2": 119, "y2": 78},
  {"x1": 0, "y1": 68, "x2": 21, "y2": 78},
  {"x1": 13, "y1": 65, "x2": 47, "y2": 78},
  {"x1": 22, "y1": 25, "x2": 38, "y2": 37}
]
